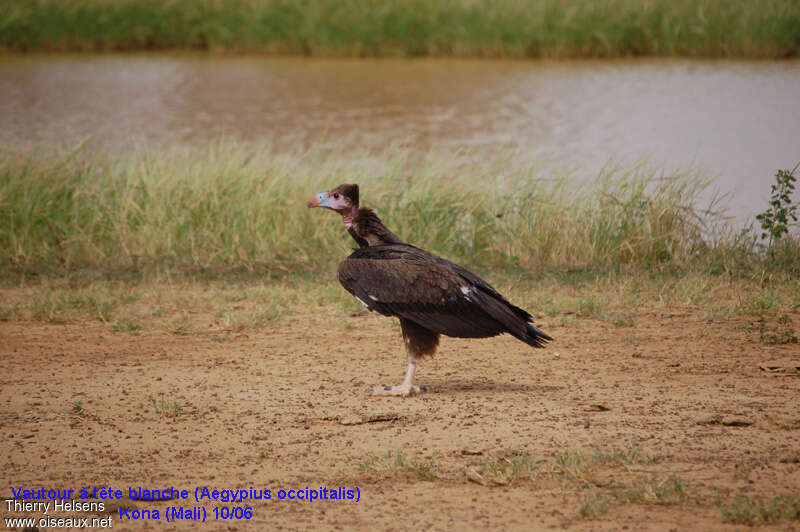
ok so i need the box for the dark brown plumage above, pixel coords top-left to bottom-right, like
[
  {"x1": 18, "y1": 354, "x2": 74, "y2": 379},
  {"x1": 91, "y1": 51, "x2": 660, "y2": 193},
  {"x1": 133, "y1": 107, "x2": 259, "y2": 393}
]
[
  {"x1": 338, "y1": 242, "x2": 551, "y2": 347},
  {"x1": 308, "y1": 183, "x2": 552, "y2": 396}
]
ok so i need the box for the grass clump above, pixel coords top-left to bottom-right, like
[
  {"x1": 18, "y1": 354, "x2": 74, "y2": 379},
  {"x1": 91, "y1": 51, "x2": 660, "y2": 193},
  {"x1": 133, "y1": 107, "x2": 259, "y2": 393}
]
[
  {"x1": 112, "y1": 317, "x2": 141, "y2": 333},
  {"x1": 744, "y1": 314, "x2": 798, "y2": 345},
  {"x1": 592, "y1": 442, "x2": 660, "y2": 468},
  {"x1": 460, "y1": 445, "x2": 684, "y2": 521},
  {"x1": 24, "y1": 285, "x2": 120, "y2": 323},
  {"x1": 717, "y1": 492, "x2": 800, "y2": 525},
  {"x1": 473, "y1": 452, "x2": 540, "y2": 486},
  {"x1": 358, "y1": 450, "x2": 439, "y2": 480},
  {"x1": 169, "y1": 317, "x2": 196, "y2": 336},
  {"x1": 617, "y1": 474, "x2": 687, "y2": 506},
  {"x1": 541, "y1": 446, "x2": 687, "y2": 520},
  {"x1": 578, "y1": 491, "x2": 612, "y2": 519},
  {"x1": 550, "y1": 443, "x2": 659, "y2": 481},
  {"x1": 551, "y1": 450, "x2": 593, "y2": 484},
  {"x1": 1, "y1": 0, "x2": 799, "y2": 58},
  {"x1": 149, "y1": 394, "x2": 183, "y2": 418}
]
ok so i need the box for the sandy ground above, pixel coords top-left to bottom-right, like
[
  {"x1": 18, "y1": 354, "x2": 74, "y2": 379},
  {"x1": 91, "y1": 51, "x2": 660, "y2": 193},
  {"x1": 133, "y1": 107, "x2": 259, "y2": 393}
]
[{"x1": 1, "y1": 305, "x2": 799, "y2": 530}]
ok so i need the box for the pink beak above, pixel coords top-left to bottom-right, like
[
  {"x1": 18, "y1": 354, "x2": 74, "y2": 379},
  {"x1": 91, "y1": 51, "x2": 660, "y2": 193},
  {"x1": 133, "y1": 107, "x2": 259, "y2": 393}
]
[{"x1": 307, "y1": 192, "x2": 331, "y2": 209}]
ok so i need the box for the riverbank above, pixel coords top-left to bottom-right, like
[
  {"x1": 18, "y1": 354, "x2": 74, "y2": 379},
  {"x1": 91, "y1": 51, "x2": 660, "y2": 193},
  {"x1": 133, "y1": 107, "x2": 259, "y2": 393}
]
[
  {"x1": 2, "y1": 143, "x2": 798, "y2": 278},
  {"x1": 2, "y1": 0, "x2": 799, "y2": 58},
  {"x1": 2, "y1": 142, "x2": 798, "y2": 333}
]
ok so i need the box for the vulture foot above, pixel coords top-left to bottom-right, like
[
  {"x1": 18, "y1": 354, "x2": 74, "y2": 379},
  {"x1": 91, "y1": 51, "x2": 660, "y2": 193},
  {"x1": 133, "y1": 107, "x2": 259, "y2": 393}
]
[{"x1": 365, "y1": 384, "x2": 427, "y2": 397}]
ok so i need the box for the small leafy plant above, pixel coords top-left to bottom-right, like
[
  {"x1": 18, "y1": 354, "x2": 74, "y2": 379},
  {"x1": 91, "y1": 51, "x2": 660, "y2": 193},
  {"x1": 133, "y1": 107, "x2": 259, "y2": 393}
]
[
  {"x1": 112, "y1": 317, "x2": 141, "y2": 332},
  {"x1": 149, "y1": 394, "x2": 183, "y2": 418},
  {"x1": 756, "y1": 164, "x2": 799, "y2": 246},
  {"x1": 745, "y1": 313, "x2": 798, "y2": 345}
]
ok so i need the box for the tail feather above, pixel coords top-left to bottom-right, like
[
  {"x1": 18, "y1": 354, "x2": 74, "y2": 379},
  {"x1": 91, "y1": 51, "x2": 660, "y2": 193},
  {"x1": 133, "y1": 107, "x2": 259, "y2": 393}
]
[
  {"x1": 473, "y1": 289, "x2": 552, "y2": 348},
  {"x1": 522, "y1": 322, "x2": 553, "y2": 348}
]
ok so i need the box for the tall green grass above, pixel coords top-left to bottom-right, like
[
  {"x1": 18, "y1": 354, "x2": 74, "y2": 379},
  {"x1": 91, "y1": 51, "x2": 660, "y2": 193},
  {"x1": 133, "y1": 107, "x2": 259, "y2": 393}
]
[
  {"x1": 1, "y1": 0, "x2": 799, "y2": 58},
  {"x1": 2, "y1": 143, "x2": 796, "y2": 280}
]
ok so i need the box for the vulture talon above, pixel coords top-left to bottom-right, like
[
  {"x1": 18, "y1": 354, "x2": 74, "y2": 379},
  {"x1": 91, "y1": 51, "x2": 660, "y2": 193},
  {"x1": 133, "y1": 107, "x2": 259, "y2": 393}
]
[
  {"x1": 365, "y1": 385, "x2": 426, "y2": 397},
  {"x1": 308, "y1": 184, "x2": 552, "y2": 397}
]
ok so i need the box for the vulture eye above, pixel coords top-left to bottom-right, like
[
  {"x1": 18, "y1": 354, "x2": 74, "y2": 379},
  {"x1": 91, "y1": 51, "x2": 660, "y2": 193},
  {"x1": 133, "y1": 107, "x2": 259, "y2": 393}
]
[{"x1": 333, "y1": 193, "x2": 340, "y2": 199}]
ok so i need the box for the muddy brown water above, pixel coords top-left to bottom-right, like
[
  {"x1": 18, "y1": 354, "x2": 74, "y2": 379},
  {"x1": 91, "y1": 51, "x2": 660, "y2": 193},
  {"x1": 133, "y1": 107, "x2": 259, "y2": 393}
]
[{"x1": 1, "y1": 55, "x2": 798, "y2": 220}]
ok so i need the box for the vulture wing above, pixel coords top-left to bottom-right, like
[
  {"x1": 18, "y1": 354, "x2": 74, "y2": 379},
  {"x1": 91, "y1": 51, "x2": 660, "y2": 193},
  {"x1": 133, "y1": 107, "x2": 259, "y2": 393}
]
[{"x1": 338, "y1": 244, "x2": 551, "y2": 347}]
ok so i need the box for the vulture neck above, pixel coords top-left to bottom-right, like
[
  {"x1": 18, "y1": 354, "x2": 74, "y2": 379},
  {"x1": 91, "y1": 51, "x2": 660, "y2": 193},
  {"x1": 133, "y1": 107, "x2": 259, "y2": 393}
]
[
  {"x1": 342, "y1": 205, "x2": 368, "y2": 247},
  {"x1": 350, "y1": 207, "x2": 405, "y2": 246}
]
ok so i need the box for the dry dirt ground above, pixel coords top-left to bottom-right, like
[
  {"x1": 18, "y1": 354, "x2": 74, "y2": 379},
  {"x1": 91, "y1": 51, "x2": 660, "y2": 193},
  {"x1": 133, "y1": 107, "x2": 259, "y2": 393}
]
[{"x1": 2, "y1": 304, "x2": 799, "y2": 530}]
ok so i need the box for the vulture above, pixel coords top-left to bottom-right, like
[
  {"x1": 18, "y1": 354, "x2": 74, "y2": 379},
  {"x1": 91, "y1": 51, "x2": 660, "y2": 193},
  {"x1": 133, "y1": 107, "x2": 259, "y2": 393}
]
[{"x1": 307, "y1": 184, "x2": 552, "y2": 397}]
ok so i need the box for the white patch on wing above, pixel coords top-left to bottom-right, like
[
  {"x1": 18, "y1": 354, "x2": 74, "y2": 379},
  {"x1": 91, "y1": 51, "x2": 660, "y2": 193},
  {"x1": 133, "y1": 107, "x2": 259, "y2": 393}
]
[
  {"x1": 368, "y1": 294, "x2": 379, "y2": 301},
  {"x1": 356, "y1": 296, "x2": 369, "y2": 307},
  {"x1": 460, "y1": 285, "x2": 473, "y2": 302}
]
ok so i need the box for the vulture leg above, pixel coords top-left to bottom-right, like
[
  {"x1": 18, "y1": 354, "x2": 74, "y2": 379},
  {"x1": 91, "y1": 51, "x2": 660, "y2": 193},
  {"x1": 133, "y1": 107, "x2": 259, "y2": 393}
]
[{"x1": 365, "y1": 318, "x2": 439, "y2": 398}]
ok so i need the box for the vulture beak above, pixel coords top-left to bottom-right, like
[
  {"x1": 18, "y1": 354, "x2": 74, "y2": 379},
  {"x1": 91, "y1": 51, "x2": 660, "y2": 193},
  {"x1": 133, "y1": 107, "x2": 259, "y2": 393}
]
[{"x1": 307, "y1": 192, "x2": 331, "y2": 209}]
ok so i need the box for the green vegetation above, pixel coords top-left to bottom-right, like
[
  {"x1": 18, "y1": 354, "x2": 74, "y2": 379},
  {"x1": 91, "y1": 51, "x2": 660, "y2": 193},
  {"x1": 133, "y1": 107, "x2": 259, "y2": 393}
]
[
  {"x1": 473, "y1": 452, "x2": 540, "y2": 485},
  {"x1": 149, "y1": 394, "x2": 183, "y2": 418},
  {"x1": 756, "y1": 164, "x2": 799, "y2": 245},
  {"x1": 357, "y1": 450, "x2": 439, "y2": 480},
  {"x1": 169, "y1": 317, "x2": 196, "y2": 336},
  {"x1": 717, "y1": 492, "x2": 800, "y2": 525},
  {"x1": 591, "y1": 442, "x2": 660, "y2": 468},
  {"x1": 617, "y1": 474, "x2": 687, "y2": 506},
  {"x1": 358, "y1": 445, "x2": 694, "y2": 521},
  {"x1": 548, "y1": 445, "x2": 661, "y2": 486},
  {"x1": 744, "y1": 313, "x2": 798, "y2": 345},
  {"x1": 0, "y1": 144, "x2": 797, "y2": 338},
  {"x1": 23, "y1": 284, "x2": 121, "y2": 323},
  {"x1": 2, "y1": 143, "x2": 798, "y2": 279},
  {"x1": 112, "y1": 317, "x2": 142, "y2": 333},
  {"x1": 1, "y1": 0, "x2": 799, "y2": 58},
  {"x1": 578, "y1": 491, "x2": 612, "y2": 519},
  {"x1": 353, "y1": 445, "x2": 792, "y2": 525},
  {"x1": 352, "y1": 445, "x2": 795, "y2": 525},
  {"x1": 578, "y1": 475, "x2": 688, "y2": 518}
]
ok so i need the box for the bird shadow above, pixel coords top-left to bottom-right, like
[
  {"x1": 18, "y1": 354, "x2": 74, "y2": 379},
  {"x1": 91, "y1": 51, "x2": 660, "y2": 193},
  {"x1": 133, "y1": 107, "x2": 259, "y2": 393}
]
[{"x1": 424, "y1": 378, "x2": 563, "y2": 394}]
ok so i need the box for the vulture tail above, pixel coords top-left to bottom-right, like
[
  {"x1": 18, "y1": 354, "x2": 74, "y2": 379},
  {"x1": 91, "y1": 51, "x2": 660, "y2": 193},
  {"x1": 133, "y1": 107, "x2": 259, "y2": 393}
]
[
  {"x1": 474, "y1": 288, "x2": 553, "y2": 348},
  {"x1": 520, "y1": 323, "x2": 553, "y2": 348}
]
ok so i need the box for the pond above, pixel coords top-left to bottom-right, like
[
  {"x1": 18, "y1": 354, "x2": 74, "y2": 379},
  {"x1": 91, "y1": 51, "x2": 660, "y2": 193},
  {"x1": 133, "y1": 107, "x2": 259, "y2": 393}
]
[{"x1": 1, "y1": 55, "x2": 798, "y2": 221}]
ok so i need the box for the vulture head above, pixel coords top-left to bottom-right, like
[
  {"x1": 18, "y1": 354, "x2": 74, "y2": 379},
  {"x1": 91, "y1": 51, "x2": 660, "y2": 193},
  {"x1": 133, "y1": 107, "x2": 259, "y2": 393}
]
[
  {"x1": 307, "y1": 183, "x2": 360, "y2": 226},
  {"x1": 308, "y1": 183, "x2": 404, "y2": 247}
]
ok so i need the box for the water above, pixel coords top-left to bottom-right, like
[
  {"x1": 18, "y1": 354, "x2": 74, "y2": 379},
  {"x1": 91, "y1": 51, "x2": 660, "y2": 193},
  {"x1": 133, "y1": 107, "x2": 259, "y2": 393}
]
[{"x1": 1, "y1": 54, "x2": 798, "y2": 220}]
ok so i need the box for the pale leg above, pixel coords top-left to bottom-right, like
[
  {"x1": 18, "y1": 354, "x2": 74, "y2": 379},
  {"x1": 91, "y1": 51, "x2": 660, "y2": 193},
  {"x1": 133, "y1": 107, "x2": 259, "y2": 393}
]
[{"x1": 365, "y1": 353, "x2": 427, "y2": 397}]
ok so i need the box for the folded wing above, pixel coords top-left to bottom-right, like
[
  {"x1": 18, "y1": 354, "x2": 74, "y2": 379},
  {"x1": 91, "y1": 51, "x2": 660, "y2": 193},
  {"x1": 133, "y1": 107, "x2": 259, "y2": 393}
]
[{"x1": 338, "y1": 244, "x2": 551, "y2": 347}]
